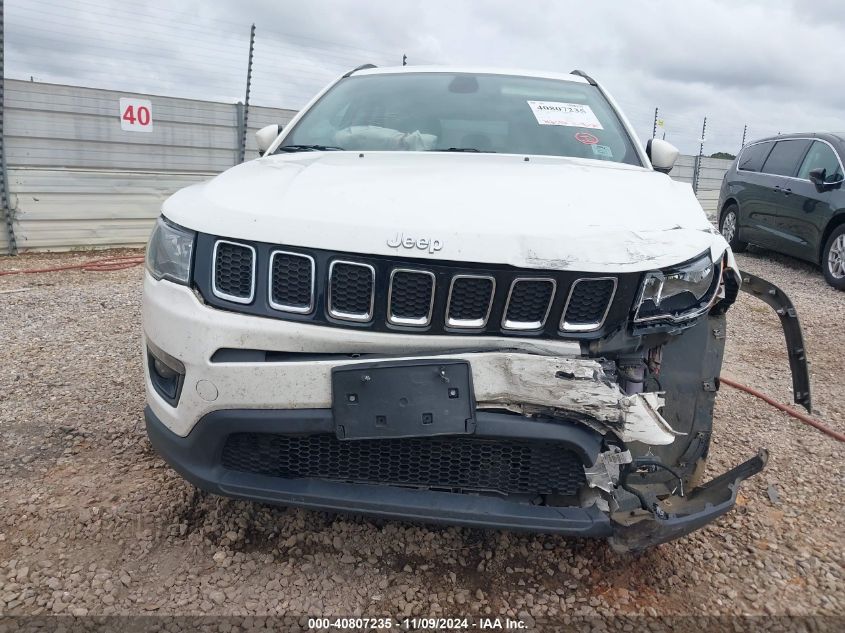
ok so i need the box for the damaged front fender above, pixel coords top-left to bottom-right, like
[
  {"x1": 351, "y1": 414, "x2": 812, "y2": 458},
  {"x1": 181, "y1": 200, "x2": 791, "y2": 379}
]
[{"x1": 604, "y1": 270, "x2": 808, "y2": 550}]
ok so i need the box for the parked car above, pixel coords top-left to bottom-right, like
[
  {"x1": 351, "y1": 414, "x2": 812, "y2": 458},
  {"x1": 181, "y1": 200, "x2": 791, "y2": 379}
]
[
  {"x1": 717, "y1": 133, "x2": 845, "y2": 289},
  {"x1": 143, "y1": 66, "x2": 810, "y2": 551}
]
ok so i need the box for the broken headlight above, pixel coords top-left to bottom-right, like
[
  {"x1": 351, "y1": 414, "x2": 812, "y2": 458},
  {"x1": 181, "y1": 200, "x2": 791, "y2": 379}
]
[
  {"x1": 145, "y1": 216, "x2": 195, "y2": 285},
  {"x1": 634, "y1": 253, "x2": 721, "y2": 323}
]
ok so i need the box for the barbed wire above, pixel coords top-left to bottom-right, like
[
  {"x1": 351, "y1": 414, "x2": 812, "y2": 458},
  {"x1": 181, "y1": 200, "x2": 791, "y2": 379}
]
[
  {"x1": 5, "y1": 0, "x2": 421, "y2": 108},
  {"x1": 3, "y1": 0, "x2": 814, "y2": 152}
]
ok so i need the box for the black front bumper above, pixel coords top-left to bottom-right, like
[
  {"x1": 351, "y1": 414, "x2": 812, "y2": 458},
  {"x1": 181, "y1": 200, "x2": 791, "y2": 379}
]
[{"x1": 145, "y1": 407, "x2": 766, "y2": 550}]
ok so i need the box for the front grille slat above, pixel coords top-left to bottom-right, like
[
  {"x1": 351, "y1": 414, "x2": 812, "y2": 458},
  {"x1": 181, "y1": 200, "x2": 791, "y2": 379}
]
[
  {"x1": 502, "y1": 278, "x2": 556, "y2": 330},
  {"x1": 446, "y1": 275, "x2": 496, "y2": 328},
  {"x1": 328, "y1": 260, "x2": 375, "y2": 322},
  {"x1": 388, "y1": 269, "x2": 435, "y2": 326},
  {"x1": 270, "y1": 251, "x2": 314, "y2": 313},
  {"x1": 222, "y1": 433, "x2": 586, "y2": 497},
  {"x1": 561, "y1": 278, "x2": 617, "y2": 332},
  {"x1": 213, "y1": 241, "x2": 255, "y2": 304}
]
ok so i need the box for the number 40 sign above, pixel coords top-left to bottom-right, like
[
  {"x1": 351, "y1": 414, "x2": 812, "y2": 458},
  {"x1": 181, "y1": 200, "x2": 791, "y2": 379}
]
[{"x1": 119, "y1": 98, "x2": 153, "y2": 132}]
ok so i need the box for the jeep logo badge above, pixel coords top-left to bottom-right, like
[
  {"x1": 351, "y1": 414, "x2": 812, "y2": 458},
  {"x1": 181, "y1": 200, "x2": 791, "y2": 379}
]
[{"x1": 387, "y1": 232, "x2": 443, "y2": 254}]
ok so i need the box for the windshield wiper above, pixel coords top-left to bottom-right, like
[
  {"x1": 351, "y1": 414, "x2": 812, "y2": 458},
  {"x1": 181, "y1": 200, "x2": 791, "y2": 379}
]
[
  {"x1": 427, "y1": 147, "x2": 494, "y2": 153},
  {"x1": 276, "y1": 144, "x2": 345, "y2": 152}
]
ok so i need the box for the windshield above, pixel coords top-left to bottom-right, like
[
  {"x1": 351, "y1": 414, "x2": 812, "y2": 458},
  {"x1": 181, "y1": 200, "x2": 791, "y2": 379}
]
[{"x1": 280, "y1": 72, "x2": 642, "y2": 165}]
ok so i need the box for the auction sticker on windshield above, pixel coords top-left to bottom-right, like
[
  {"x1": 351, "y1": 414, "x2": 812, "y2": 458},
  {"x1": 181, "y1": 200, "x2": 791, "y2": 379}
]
[{"x1": 527, "y1": 101, "x2": 603, "y2": 129}]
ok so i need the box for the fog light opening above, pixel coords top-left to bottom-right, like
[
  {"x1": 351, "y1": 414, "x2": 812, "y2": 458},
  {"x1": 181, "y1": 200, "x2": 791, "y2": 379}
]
[
  {"x1": 147, "y1": 346, "x2": 185, "y2": 406},
  {"x1": 153, "y1": 357, "x2": 179, "y2": 380}
]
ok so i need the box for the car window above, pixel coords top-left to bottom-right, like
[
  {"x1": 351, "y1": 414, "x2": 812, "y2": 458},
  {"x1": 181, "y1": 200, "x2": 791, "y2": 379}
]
[
  {"x1": 761, "y1": 139, "x2": 812, "y2": 177},
  {"x1": 281, "y1": 73, "x2": 642, "y2": 165},
  {"x1": 797, "y1": 141, "x2": 843, "y2": 182},
  {"x1": 737, "y1": 142, "x2": 773, "y2": 172}
]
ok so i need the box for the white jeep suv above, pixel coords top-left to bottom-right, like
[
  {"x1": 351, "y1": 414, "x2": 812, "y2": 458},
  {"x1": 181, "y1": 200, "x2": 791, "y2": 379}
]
[{"x1": 142, "y1": 66, "x2": 809, "y2": 551}]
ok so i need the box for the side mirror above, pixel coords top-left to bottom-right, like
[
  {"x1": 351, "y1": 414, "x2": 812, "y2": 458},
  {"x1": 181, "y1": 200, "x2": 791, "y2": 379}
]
[
  {"x1": 808, "y1": 167, "x2": 826, "y2": 187},
  {"x1": 256, "y1": 124, "x2": 281, "y2": 156},
  {"x1": 808, "y1": 167, "x2": 845, "y2": 191},
  {"x1": 646, "y1": 138, "x2": 679, "y2": 174}
]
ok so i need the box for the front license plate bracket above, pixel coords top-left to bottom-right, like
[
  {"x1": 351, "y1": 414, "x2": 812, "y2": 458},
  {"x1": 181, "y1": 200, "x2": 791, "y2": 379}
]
[{"x1": 331, "y1": 359, "x2": 476, "y2": 440}]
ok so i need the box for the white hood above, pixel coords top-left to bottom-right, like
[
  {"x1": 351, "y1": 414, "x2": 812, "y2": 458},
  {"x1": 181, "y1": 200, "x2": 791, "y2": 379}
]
[{"x1": 163, "y1": 152, "x2": 727, "y2": 273}]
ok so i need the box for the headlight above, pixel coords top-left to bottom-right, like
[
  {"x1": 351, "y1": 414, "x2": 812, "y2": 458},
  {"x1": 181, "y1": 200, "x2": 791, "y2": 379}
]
[
  {"x1": 145, "y1": 216, "x2": 195, "y2": 285},
  {"x1": 634, "y1": 253, "x2": 720, "y2": 323}
]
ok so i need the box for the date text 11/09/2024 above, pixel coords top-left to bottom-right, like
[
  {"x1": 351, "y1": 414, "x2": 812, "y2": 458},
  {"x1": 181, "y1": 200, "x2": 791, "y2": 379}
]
[{"x1": 307, "y1": 616, "x2": 527, "y2": 629}]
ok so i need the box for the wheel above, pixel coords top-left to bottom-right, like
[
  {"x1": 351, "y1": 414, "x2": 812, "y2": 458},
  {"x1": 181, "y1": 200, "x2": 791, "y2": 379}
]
[
  {"x1": 822, "y1": 224, "x2": 845, "y2": 290},
  {"x1": 719, "y1": 204, "x2": 748, "y2": 252}
]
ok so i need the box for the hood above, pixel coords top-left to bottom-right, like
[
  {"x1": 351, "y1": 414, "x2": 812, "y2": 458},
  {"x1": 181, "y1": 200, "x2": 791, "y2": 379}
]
[{"x1": 163, "y1": 152, "x2": 727, "y2": 273}]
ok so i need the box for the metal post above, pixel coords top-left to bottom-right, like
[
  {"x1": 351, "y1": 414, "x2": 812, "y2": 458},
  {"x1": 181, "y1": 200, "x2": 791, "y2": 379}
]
[
  {"x1": 693, "y1": 116, "x2": 707, "y2": 194},
  {"x1": 652, "y1": 107, "x2": 658, "y2": 139},
  {"x1": 741, "y1": 124, "x2": 747, "y2": 148},
  {"x1": 237, "y1": 24, "x2": 255, "y2": 164},
  {"x1": 235, "y1": 101, "x2": 245, "y2": 164},
  {"x1": 402, "y1": 54, "x2": 407, "y2": 66},
  {"x1": 0, "y1": 0, "x2": 18, "y2": 254}
]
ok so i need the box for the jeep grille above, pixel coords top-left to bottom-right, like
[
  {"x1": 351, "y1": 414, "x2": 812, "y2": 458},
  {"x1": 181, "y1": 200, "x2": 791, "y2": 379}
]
[
  {"x1": 328, "y1": 261, "x2": 376, "y2": 321},
  {"x1": 212, "y1": 241, "x2": 255, "y2": 304},
  {"x1": 446, "y1": 275, "x2": 496, "y2": 328},
  {"x1": 270, "y1": 251, "x2": 314, "y2": 314},
  {"x1": 388, "y1": 269, "x2": 436, "y2": 326},
  {"x1": 561, "y1": 278, "x2": 617, "y2": 332},
  {"x1": 503, "y1": 278, "x2": 556, "y2": 330},
  {"x1": 202, "y1": 235, "x2": 633, "y2": 340}
]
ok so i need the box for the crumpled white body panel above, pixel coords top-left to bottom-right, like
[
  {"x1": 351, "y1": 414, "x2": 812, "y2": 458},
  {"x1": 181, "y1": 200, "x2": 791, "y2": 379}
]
[{"x1": 471, "y1": 355, "x2": 681, "y2": 445}]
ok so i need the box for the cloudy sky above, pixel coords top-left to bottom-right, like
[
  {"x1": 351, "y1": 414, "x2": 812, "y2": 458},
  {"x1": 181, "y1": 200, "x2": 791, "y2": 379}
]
[{"x1": 5, "y1": 0, "x2": 844, "y2": 154}]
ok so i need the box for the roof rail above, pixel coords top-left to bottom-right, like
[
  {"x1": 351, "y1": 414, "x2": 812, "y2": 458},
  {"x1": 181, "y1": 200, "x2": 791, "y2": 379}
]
[
  {"x1": 570, "y1": 69, "x2": 597, "y2": 86},
  {"x1": 343, "y1": 63, "x2": 377, "y2": 78}
]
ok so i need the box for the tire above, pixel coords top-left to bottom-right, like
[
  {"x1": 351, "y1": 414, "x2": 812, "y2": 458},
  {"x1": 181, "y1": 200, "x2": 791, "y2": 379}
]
[
  {"x1": 719, "y1": 204, "x2": 748, "y2": 252},
  {"x1": 821, "y1": 224, "x2": 845, "y2": 290}
]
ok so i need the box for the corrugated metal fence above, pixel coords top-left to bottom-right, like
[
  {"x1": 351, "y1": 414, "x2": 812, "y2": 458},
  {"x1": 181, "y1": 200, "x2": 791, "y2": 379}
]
[
  {"x1": 2, "y1": 79, "x2": 295, "y2": 252},
  {"x1": 1, "y1": 80, "x2": 731, "y2": 254}
]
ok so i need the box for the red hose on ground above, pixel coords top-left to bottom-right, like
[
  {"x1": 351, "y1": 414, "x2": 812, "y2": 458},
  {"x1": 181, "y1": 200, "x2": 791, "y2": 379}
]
[
  {"x1": 0, "y1": 255, "x2": 145, "y2": 276},
  {"x1": 720, "y1": 376, "x2": 845, "y2": 443}
]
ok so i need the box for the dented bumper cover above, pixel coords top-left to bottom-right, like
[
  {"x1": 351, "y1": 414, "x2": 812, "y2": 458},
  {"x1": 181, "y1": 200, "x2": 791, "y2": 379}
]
[
  {"x1": 608, "y1": 449, "x2": 768, "y2": 551},
  {"x1": 145, "y1": 406, "x2": 767, "y2": 550}
]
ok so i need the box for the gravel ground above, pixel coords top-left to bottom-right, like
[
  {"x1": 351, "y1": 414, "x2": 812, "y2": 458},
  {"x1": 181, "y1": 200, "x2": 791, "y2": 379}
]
[{"x1": 0, "y1": 246, "x2": 842, "y2": 631}]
